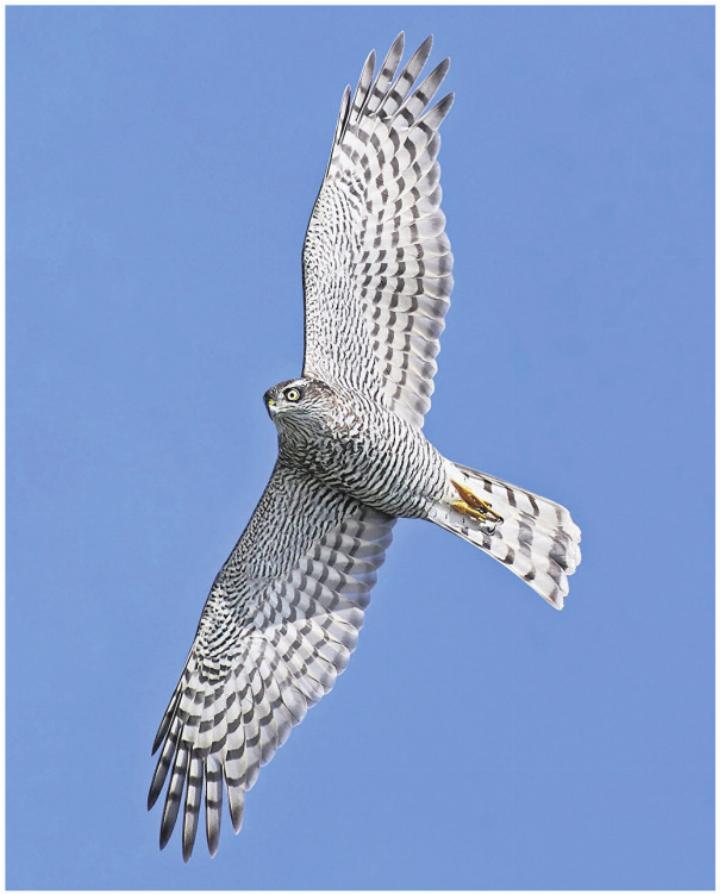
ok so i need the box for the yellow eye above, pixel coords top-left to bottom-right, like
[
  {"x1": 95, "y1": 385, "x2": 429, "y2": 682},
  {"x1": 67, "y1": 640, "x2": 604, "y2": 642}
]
[{"x1": 285, "y1": 387, "x2": 301, "y2": 402}]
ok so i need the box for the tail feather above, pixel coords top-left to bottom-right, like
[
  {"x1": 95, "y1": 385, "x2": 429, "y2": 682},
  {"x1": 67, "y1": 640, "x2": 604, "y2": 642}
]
[{"x1": 429, "y1": 461, "x2": 581, "y2": 609}]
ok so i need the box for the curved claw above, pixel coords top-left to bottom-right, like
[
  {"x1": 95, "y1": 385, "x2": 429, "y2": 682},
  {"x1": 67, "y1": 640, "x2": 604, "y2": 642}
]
[{"x1": 450, "y1": 480, "x2": 504, "y2": 524}]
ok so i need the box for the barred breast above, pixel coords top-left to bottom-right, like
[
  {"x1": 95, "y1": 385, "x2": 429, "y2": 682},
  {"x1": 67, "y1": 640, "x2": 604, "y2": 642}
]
[{"x1": 282, "y1": 393, "x2": 447, "y2": 519}]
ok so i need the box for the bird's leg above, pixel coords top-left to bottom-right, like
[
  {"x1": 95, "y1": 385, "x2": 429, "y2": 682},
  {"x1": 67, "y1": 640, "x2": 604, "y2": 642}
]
[{"x1": 450, "y1": 480, "x2": 504, "y2": 524}]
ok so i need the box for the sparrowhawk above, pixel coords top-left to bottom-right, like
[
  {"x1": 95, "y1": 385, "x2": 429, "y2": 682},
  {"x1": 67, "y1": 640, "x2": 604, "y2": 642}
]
[{"x1": 148, "y1": 33, "x2": 582, "y2": 860}]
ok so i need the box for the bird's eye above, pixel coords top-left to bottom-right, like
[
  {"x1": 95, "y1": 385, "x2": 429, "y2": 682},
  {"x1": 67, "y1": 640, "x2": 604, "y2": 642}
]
[{"x1": 284, "y1": 387, "x2": 302, "y2": 402}]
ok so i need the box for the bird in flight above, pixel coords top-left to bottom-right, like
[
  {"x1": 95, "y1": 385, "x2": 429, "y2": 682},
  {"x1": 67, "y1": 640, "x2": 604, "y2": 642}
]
[{"x1": 148, "y1": 33, "x2": 582, "y2": 861}]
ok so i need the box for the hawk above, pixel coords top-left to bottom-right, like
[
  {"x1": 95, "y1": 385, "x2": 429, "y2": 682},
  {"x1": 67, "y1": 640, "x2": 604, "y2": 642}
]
[{"x1": 148, "y1": 33, "x2": 582, "y2": 860}]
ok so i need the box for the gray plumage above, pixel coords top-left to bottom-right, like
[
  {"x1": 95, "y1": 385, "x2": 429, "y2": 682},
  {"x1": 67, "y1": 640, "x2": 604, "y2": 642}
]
[{"x1": 149, "y1": 33, "x2": 582, "y2": 860}]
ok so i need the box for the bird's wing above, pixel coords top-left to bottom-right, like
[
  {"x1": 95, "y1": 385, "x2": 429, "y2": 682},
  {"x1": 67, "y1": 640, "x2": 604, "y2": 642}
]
[
  {"x1": 302, "y1": 34, "x2": 454, "y2": 429},
  {"x1": 148, "y1": 463, "x2": 394, "y2": 859}
]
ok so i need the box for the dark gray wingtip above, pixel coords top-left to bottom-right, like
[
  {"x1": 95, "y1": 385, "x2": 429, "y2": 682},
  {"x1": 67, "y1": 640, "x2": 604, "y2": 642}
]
[
  {"x1": 229, "y1": 799, "x2": 244, "y2": 835},
  {"x1": 206, "y1": 823, "x2": 221, "y2": 859},
  {"x1": 159, "y1": 788, "x2": 183, "y2": 851},
  {"x1": 159, "y1": 818, "x2": 173, "y2": 851},
  {"x1": 147, "y1": 782, "x2": 161, "y2": 812},
  {"x1": 424, "y1": 92, "x2": 455, "y2": 128},
  {"x1": 418, "y1": 34, "x2": 433, "y2": 58},
  {"x1": 182, "y1": 832, "x2": 195, "y2": 863},
  {"x1": 147, "y1": 751, "x2": 170, "y2": 810},
  {"x1": 151, "y1": 687, "x2": 180, "y2": 754},
  {"x1": 151, "y1": 731, "x2": 164, "y2": 756}
]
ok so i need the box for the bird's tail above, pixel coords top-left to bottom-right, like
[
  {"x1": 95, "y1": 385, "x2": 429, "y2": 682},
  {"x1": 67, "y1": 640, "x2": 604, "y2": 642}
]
[{"x1": 428, "y1": 461, "x2": 582, "y2": 609}]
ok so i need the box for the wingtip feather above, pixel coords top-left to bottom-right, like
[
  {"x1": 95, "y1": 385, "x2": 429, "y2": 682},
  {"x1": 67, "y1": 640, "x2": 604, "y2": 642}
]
[
  {"x1": 159, "y1": 820, "x2": 173, "y2": 851},
  {"x1": 147, "y1": 782, "x2": 161, "y2": 812},
  {"x1": 422, "y1": 92, "x2": 455, "y2": 129},
  {"x1": 151, "y1": 730, "x2": 164, "y2": 756}
]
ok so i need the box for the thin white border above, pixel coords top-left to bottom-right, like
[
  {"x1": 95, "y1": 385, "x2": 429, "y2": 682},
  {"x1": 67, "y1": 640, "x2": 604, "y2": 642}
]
[
  {"x1": 2, "y1": 0, "x2": 717, "y2": 5},
  {"x1": 714, "y1": 3, "x2": 718, "y2": 893},
  {"x1": 1, "y1": 3, "x2": 7, "y2": 892},
  {"x1": 1, "y1": 3, "x2": 714, "y2": 894}
]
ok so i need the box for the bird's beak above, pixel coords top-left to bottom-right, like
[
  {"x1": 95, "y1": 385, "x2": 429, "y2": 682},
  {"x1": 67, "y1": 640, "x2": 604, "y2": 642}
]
[{"x1": 266, "y1": 397, "x2": 277, "y2": 417}]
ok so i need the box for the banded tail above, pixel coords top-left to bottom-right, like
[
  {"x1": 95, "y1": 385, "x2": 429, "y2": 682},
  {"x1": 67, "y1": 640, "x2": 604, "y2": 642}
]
[{"x1": 429, "y1": 461, "x2": 582, "y2": 609}]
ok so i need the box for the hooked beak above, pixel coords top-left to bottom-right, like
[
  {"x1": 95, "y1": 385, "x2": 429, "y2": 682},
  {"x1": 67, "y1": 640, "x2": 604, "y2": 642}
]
[{"x1": 264, "y1": 392, "x2": 278, "y2": 417}]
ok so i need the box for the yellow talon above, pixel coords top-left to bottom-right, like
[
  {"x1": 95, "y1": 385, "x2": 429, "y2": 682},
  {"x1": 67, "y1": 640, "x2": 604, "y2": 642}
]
[{"x1": 450, "y1": 480, "x2": 504, "y2": 524}]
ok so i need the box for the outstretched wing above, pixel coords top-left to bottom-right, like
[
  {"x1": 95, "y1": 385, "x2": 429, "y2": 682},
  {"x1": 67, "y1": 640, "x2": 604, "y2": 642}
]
[
  {"x1": 148, "y1": 464, "x2": 394, "y2": 859},
  {"x1": 302, "y1": 34, "x2": 454, "y2": 430}
]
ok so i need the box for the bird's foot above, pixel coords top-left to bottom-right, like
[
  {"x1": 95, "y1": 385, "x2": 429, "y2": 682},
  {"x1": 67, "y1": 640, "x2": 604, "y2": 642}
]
[{"x1": 450, "y1": 480, "x2": 504, "y2": 525}]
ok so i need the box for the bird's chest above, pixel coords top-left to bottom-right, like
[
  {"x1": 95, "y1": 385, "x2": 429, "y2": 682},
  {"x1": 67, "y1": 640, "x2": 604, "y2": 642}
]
[{"x1": 282, "y1": 407, "x2": 444, "y2": 518}]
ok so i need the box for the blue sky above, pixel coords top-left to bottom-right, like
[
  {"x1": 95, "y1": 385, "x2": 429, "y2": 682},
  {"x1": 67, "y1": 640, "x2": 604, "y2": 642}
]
[{"x1": 7, "y1": 5, "x2": 714, "y2": 889}]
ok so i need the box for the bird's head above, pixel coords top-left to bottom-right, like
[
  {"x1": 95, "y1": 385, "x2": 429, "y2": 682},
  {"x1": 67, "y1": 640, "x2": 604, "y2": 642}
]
[{"x1": 263, "y1": 377, "x2": 337, "y2": 434}]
